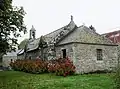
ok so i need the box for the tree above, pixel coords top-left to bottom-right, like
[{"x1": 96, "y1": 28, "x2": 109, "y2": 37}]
[
  {"x1": 0, "y1": 0, "x2": 27, "y2": 56},
  {"x1": 18, "y1": 39, "x2": 29, "y2": 49}
]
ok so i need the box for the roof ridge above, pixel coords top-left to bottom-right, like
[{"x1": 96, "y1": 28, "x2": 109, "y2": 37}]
[
  {"x1": 44, "y1": 25, "x2": 67, "y2": 37},
  {"x1": 44, "y1": 20, "x2": 77, "y2": 37}
]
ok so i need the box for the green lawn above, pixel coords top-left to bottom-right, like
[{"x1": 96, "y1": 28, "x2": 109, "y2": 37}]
[{"x1": 0, "y1": 71, "x2": 114, "y2": 89}]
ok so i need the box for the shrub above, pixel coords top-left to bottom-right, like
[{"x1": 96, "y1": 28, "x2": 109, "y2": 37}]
[
  {"x1": 10, "y1": 59, "x2": 48, "y2": 74},
  {"x1": 10, "y1": 57, "x2": 76, "y2": 76},
  {"x1": 48, "y1": 57, "x2": 76, "y2": 77}
]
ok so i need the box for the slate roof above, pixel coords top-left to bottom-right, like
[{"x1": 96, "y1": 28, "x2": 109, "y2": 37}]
[
  {"x1": 22, "y1": 16, "x2": 116, "y2": 53},
  {"x1": 103, "y1": 30, "x2": 120, "y2": 44},
  {"x1": 26, "y1": 38, "x2": 40, "y2": 52},
  {"x1": 24, "y1": 19, "x2": 77, "y2": 52},
  {"x1": 57, "y1": 25, "x2": 115, "y2": 45},
  {"x1": 44, "y1": 19, "x2": 77, "y2": 44}
]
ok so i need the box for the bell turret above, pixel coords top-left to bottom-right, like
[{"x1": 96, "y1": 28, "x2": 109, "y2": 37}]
[{"x1": 29, "y1": 25, "x2": 36, "y2": 39}]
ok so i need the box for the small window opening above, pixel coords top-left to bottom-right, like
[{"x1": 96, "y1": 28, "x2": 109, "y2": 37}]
[
  {"x1": 62, "y1": 49, "x2": 66, "y2": 58},
  {"x1": 97, "y1": 49, "x2": 103, "y2": 60}
]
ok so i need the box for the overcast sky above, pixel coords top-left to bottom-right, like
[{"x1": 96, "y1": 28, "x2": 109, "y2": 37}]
[{"x1": 13, "y1": 0, "x2": 120, "y2": 43}]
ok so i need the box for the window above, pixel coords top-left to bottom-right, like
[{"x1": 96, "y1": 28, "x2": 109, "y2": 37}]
[
  {"x1": 97, "y1": 49, "x2": 103, "y2": 60},
  {"x1": 11, "y1": 59, "x2": 13, "y2": 62},
  {"x1": 62, "y1": 49, "x2": 66, "y2": 58},
  {"x1": 0, "y1": 58, "x2": 2, "y2": 63},
  {"x1": 29, "y1": 56, "x2": 32, "y2": 60}
]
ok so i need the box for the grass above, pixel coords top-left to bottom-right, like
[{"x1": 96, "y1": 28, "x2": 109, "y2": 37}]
[{"x1": 0, "y1": 71, "x2": 114, "y2": 89}]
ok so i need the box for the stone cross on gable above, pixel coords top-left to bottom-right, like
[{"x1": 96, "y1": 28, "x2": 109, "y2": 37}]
[{"x1": 71, "y1": 15, "x2": 73, "y2": 21}]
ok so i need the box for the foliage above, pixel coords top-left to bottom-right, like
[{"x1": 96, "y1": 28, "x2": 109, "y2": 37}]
[
  {"x1": 48, "y1": 57, "x2": 76, "y2": 77},
  {"x1": 0, "y1": 0, "x2": 12, "y2": 11},
  {"x1": 0, "y1": 0, "x2": 27, "y2": 54},
  {"x1": 10, "y1": 59, "x2": 48, "y2": 74},
  {"x1": 10, "y1": 57, "x2": 75, "y2": 76},
  {"x1": 0, "y1": 71, "x2": 114, "y2": 89},
  {"x1": 18, "y1": 39, "x2": 29, "y2": 49}
]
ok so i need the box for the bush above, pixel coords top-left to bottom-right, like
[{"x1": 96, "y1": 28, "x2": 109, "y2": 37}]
[
  {"x1": 10, "y1": 59, "x2": 48, "y2": 74},
  {"x1": 10, "y1": 57, "x2": 76, "y2": 76},
  {"x1": 48, "y1": 57, "x2": 76, "y2": 77}
]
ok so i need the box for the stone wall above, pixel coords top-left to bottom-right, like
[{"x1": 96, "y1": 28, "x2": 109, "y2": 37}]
[
  {"x1": 2, "y1": 56, "x2": 17, "y2": 67},
  {"x1": 56, "y1": 43, "x2": 118, "y2": 74},
  {"x1": 55, "y1": 43, "x2": 74, "y2": 61},
  {"x1": 17, "y1": 54, "x2": 24, "y2": 59},
  {"x1": 26, "y1": 50, "x2": 41, "y2": 59},
  {"x1": 73, "y1": 43, "x2": 118, "y2": 73}
]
